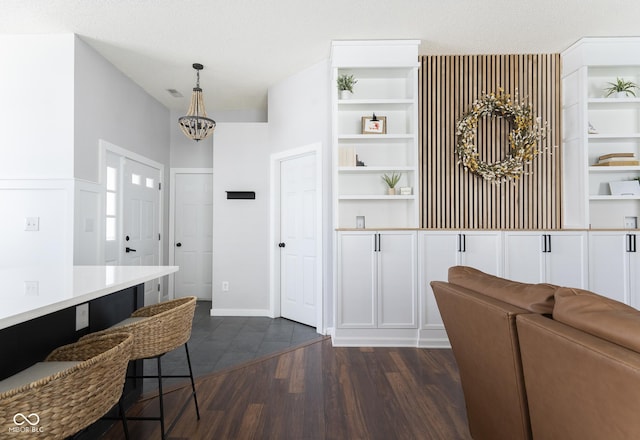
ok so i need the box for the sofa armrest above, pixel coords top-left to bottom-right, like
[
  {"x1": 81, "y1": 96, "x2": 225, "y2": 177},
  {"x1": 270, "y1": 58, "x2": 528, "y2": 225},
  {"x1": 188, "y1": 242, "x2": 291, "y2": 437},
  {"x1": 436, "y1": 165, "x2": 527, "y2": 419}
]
[{"x1": 432, "y1": 281, "x2": 533, "y2": 440}]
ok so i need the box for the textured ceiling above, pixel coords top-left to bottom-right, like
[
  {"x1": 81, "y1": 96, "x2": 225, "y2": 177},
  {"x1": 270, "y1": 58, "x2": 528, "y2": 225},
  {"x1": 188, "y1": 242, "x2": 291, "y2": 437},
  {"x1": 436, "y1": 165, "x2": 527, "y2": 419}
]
[{"x1": 2, "y1": 0, "x2": 640, "y2": 114}]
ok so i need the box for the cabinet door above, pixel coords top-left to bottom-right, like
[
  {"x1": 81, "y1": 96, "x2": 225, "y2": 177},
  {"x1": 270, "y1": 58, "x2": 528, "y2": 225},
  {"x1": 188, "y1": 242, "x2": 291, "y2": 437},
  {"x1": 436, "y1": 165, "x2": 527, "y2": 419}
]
[
  {"x1": 337, "y1": 232, "x2": 376, "y2": 328},
  {"x1": 378, "y1": 231, "x2": 417, "y2": 328},
  {"x1": 545, "y1": 232, "x2": 588, "y2": 288},
  {"x1": 589, "y1": 232, "x2": 629, "y2": 303},
  {"x1": 461, "y1": 232, "x2": 503, "y2": 276},
  {"x1": 420, "y1": 232, "x2": 459, "y2": 327},
  {"x1": 503, "y1": 233, "x2": 545, "y2": 283}
]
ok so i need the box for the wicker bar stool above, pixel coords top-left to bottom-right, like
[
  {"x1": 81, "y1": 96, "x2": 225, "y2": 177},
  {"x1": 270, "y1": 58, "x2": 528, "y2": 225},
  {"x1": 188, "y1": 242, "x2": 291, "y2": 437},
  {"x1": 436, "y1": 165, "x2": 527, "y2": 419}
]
[
  {"x1": 0, "y1": 332, "x2": 133, "y2": 439},
  {"x1": 87, "y1": 296, "x2": 200, "y2": 439}
]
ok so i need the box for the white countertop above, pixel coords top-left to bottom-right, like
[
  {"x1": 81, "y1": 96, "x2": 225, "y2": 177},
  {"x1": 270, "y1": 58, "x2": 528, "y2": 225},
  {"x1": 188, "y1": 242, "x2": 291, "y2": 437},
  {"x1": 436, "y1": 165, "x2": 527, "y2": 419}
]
[{"x1": 0, "y1": 265, "x2": 179, "y2": 330}]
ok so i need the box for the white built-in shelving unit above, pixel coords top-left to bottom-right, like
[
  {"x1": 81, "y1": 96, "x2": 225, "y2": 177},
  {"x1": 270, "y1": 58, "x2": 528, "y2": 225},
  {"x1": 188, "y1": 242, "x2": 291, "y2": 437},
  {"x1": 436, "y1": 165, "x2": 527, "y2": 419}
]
[
  {"x1": 331, "y1": 41, "x2": 420, "y2": 229},
  {"x1": 562, "y1": 38, "x2": 640, "y2": 229}
]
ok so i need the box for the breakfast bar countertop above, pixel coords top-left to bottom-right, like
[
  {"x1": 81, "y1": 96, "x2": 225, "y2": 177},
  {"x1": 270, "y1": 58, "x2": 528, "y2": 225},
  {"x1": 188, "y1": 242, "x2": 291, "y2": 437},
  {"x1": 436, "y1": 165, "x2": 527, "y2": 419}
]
[{"x1": 0, "y1": 265, "x2": 178, "y2": 330}]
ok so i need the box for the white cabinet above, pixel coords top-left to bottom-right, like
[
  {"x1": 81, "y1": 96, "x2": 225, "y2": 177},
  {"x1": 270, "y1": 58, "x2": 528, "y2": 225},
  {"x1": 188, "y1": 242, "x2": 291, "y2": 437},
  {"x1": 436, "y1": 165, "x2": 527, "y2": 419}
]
[
  {"x1": 418, "y1": 231, "x2": 502, "y2": 346},
  {"x1": 589, "y1": 231, "x2": 640, "y2": 307},
  {"x1": 562, "y1": 38, "x2": 640, "y2": 229},
  {"x1": 504, "y1": 231, "x2": 588, "y2": 288},
  {"x1": 331, "y1": 40, "x2": 420, "y2": 229},
  {"x1": 336, "y1": 230, "x2": 417, "y2": 330}
]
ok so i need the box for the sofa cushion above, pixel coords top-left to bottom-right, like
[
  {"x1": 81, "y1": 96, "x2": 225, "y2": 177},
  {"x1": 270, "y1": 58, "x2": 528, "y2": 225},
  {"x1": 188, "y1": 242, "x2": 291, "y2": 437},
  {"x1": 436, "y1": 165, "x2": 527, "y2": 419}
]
[
  {"x1": 554, "y1": 287, "x2": 640, "y2": 353},
  {"x1": 448, "y1": 266, "x2": 556, "y2": 314}
]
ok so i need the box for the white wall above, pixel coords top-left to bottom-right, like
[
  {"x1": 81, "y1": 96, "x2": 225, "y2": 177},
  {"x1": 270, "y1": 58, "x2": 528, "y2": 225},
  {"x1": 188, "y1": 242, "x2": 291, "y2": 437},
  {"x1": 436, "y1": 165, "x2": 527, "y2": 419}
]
[
  {"x1": 211, "y1": 123, "x2": 270, "y2": 314},
  {"x1": 0, "y1": 34, "x2": 75, "y2": 179},
  {"x1": 0, "y1": 181, "x2": 74, "y2": 268},
  {"x1": 74, "y1": 37, "x2": 170, "y2": 183},
  {"x1": 0, "y1": 34, "x2": 172, "y2": 270},
  {"x1": 267, "y1": 59, "x2": 333, "y2": 331}
]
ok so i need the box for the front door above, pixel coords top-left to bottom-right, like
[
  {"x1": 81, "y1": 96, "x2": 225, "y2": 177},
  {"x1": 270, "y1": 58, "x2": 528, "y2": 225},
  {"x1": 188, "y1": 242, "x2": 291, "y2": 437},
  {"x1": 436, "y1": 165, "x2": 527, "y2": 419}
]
[
  {"x1": 173, "y1": 172, "x2": 213, "y2": 300},
  {"x1": 123, "y1": 158, "x2": 161, "y2": 305},
  {"x1": 279, "y1": 153, "x2": 317, "y2": 327}
]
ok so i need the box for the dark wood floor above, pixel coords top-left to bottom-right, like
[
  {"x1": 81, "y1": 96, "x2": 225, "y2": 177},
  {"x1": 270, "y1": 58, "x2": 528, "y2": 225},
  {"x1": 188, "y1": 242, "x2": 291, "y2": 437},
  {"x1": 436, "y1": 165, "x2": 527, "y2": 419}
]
[{"x1": 103, "y1": 338, "x2": 471, "y2": 440}]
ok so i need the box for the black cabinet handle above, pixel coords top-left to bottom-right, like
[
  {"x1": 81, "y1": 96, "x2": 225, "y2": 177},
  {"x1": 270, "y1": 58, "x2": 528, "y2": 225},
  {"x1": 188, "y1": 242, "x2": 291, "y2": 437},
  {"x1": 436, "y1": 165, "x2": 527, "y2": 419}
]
[
  {"x1": 377, "y1": 234, "x2": 381, "y2": 252},
  {"x1": 278, "y1": 242, "x2": 286, "y2": 248},
  {"x1": 541, "y1": 234, "x2": 551, "y2": 253},
  {"x1": 125, "y1": 247, "x2": 136, "y2": 253},
  {"x1": 547, "y1": 235, "x2": 551, "y2": 253},
  {"x1": 629, "y1": 234, "x2": 637, "y2": 253},
  {"x1": 456, "y1": 234, "x2": 466, "y2": 253},
  {"x1": 176, "y1": 242, "x2": 182, "y2": 247}
]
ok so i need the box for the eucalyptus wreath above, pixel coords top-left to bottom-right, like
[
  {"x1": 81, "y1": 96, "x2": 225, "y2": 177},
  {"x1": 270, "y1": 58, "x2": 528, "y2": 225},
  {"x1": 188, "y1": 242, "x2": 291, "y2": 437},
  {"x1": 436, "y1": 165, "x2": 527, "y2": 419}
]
[{"x1": 455, "y1": 89, "x2": 549, "y2": 182}]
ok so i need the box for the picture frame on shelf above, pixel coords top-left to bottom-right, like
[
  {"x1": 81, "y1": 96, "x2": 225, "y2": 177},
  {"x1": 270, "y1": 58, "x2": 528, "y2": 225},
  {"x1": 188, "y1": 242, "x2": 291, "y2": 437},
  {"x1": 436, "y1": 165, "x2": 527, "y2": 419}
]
[{"x1": 361, "y1": 115, "x2": 386, "y2": 134}]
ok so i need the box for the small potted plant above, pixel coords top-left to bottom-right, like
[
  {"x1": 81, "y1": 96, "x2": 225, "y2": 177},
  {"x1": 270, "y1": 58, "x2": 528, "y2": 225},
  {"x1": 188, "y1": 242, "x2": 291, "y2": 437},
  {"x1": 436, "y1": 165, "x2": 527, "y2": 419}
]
[
  {"x1": 382, "y1": 172, "x2": 401, "y2": 195},
  {"x1": 604, "y1": 77, "x2": 639, "y2": 98},
  {"x1": 337, "y1": 74, "x2": 357, "y2": 99}
]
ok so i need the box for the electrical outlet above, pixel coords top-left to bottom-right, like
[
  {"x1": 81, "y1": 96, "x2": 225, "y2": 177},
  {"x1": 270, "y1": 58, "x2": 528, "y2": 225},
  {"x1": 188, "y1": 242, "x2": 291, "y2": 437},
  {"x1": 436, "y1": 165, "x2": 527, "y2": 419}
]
[
  {"x1": 24, "y1": 281, "x2": 39, "y2": 296},
  {"x1": 222, "y1": 281, "x2": 229, "y2": 292},
  {"x1": 624, "y1": 216, "x2": 638, "y2": 229},
  {"x1": 24, "y1": 217, "x2": 39, "y2": 231},
  {"x1": 76, "y1": 303, "x2": 89, "y2": 331}
]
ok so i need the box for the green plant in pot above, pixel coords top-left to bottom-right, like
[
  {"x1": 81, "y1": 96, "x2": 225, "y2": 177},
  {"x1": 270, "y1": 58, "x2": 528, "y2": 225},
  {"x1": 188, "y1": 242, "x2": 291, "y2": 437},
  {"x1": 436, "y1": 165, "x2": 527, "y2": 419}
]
[
  {"x1": 382, "y1": 172, "x2": 401, "y2": 195},
  {"x1": 337, "y1": 74, "x2": 357, "y2": 99},
  {"x1": 604, "y1": 77, "x2": 639, "y2": 98}
]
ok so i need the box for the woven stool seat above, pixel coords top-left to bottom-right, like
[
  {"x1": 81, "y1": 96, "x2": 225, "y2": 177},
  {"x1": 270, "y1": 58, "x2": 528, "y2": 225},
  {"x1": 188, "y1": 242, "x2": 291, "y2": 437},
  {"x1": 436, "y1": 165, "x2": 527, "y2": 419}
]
[
  {"x1": 93, "y1": 296, "x2": 197, "y2": 360},
  {"x1": 85, "y1": 296, "x2": 200, "y2": 438},
  {"x1": 0, "y1": 332, "x2": 133, "y2": 439}
]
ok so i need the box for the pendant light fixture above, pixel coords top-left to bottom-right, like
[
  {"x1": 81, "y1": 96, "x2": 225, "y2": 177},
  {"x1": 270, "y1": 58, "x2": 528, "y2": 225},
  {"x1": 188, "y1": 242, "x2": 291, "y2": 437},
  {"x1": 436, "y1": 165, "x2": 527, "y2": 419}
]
[{"x1": 178, "y1": 63, "x2": 216, "y2": 141}]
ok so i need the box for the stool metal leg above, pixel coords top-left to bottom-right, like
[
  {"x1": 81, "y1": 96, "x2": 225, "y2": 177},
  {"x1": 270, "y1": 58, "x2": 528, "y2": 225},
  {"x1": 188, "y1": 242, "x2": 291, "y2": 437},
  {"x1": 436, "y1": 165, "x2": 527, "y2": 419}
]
[
  {"x1": 184, "y1": 343, "x2": 200, "y2": 419},
  {"x1": 118, "y1": 399, "x2": 130, "y2": 440},
  {"x1": 157, "y1": 355, "x2": 166, "y2": 439}
]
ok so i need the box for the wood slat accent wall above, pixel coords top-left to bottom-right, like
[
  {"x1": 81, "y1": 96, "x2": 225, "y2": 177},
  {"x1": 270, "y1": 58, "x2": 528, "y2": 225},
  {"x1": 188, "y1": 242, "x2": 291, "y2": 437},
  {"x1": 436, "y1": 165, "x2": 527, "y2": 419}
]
[{"x1": 419, "y1": 54, "x2": 562, "y2": 229}]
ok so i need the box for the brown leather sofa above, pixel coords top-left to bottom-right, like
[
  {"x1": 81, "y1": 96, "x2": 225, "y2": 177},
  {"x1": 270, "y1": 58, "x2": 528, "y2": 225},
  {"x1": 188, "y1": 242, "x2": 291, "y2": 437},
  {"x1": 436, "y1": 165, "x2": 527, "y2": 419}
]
[
  {"x1": 517, "y1": 287, "x2": 640, "y2": 440},
  {"x1": 433, "y1": 266, "x2": 640, "y2": 440},
  {"x1": 431, "y1": 266, "x2": 556, "y2": 440}
]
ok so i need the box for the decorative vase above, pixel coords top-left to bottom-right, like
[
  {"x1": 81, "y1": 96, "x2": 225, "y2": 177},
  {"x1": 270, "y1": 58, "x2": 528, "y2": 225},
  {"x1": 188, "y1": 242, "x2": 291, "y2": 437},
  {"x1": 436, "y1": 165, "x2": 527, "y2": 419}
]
[
  {"x1": 387, "y1": 187, "x2": 396, "y2": 195},
  {"x1": 340, "y1": 90, "x2": 352, "y2": 100},
  {"x1": 614, "y1": 91, "x2": 629, "y2": 98}
]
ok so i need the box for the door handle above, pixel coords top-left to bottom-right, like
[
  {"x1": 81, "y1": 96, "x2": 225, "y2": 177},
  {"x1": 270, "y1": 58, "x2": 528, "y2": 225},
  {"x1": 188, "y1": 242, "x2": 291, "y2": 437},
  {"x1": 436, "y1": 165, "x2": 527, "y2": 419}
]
[
  {"x1": 278, "y1": 242, "x2": 286, "y2": 248},
  {"x1": 125, "y1": 247, "x2": 137, "y2": 253},
  {"x1": 176, "y1": 242, "x2": 182, "y2": 247}
]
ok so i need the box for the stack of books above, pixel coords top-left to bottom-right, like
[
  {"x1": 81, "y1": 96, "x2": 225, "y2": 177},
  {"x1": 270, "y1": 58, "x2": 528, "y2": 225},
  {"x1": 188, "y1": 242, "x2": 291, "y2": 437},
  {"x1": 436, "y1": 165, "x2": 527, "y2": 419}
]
[
  {"x1": 593, "y1": 152, "x2": 640, "y2": 166},
  {"x1": 339, "y1": 146, "x2": 356, "y2": 166}
]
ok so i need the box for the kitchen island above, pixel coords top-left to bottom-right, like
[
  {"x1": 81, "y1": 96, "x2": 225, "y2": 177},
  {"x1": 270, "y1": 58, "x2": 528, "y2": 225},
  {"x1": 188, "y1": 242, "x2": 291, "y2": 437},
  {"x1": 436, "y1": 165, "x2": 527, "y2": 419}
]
[{"x1": 0, "y1": 265, "x2": 178, "y2": 378}]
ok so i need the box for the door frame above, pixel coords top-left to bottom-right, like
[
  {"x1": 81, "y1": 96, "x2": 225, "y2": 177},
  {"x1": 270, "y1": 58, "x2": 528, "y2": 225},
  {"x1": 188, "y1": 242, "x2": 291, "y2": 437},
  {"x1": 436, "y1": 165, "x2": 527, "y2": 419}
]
[
  {"x1": 270, "y1": 143, "x2": 324, "y2": 333},
  {"x1": 168, "y1": 167, "x2": 213, "y2": 300},
  {"x1": 99, "y1": 139, "x2": 165, "y2": 295}
]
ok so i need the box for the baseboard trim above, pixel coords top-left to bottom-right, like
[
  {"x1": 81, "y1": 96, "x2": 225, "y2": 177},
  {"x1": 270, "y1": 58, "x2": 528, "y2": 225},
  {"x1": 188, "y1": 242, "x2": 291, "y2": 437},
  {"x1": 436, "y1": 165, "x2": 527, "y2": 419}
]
[{"x1": 210, "y1": 308, "x2": 272, "y2": 317}]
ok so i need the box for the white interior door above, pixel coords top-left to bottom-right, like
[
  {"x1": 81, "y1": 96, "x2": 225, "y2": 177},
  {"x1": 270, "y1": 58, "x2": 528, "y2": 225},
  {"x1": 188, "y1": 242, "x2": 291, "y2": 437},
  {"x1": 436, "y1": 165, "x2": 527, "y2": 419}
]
[
  {"x1": 279, "y1": 153, "x2": 317, "y2": 327},
  {"x1": 173, "y1": 172, "x2": 213, "y2": 300},
  {"x1": 123, "y1": 158, "x2": 161, "y2": 305}
]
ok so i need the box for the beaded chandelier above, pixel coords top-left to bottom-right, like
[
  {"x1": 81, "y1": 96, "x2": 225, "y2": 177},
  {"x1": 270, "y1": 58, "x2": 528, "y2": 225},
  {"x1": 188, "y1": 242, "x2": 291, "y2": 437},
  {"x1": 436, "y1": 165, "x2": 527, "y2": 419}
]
[{"x1": 178, "y1": 63, "x2": 216, "y2": 141}]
